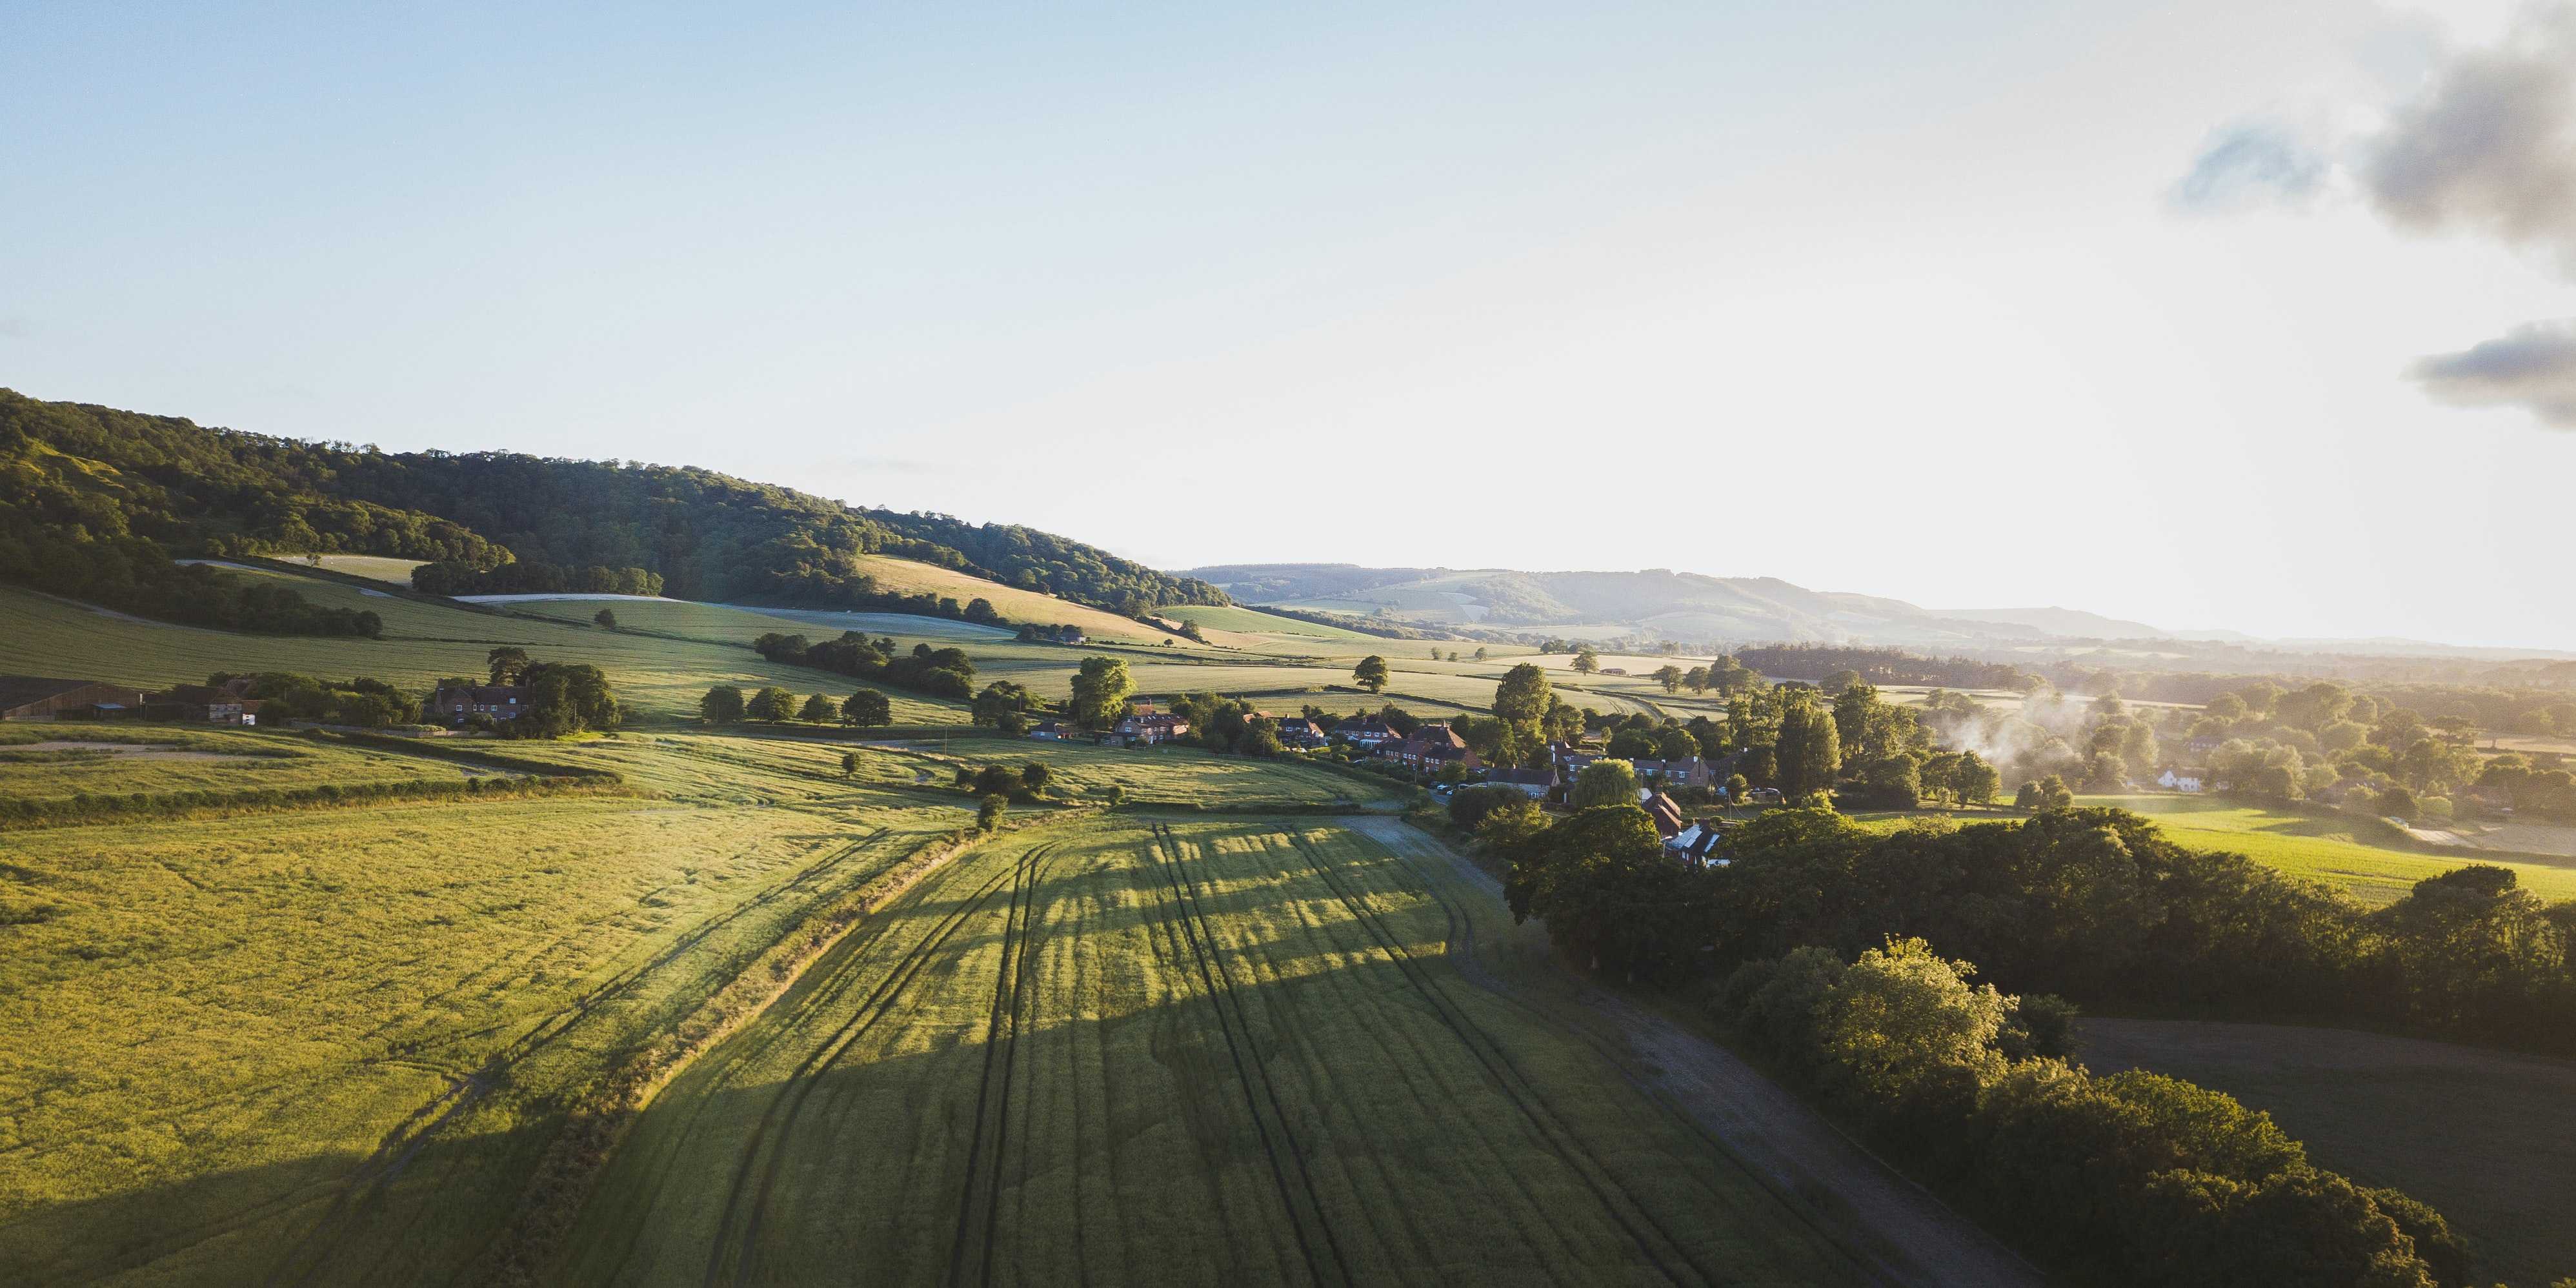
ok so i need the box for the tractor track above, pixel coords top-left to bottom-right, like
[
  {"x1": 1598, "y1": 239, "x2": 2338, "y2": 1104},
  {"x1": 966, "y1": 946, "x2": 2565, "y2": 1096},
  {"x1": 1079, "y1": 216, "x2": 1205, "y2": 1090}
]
[
  {"x1": 262, "y1": 828, "x2": 898, "y2": 1287},
  {"x1": 1145, "y1": 823, "x2": 1354, "y2": 1288},
  {"x1": 1345, "y1": 817, "x2": 2039, "y2": 1288},
  {"x1": 945, "y1": 843, "x2": 1060, "y2": 1287},
  {"x1": 1275, "y1": 827, "x2": 1698, "y2": 1286},
  {"x1": 706, "y1": 843, "x2": 1054, "y2": 1287}
]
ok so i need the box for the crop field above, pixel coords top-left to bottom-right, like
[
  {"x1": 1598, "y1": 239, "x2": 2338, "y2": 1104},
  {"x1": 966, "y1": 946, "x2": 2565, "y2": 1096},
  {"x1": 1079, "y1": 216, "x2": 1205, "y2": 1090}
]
[
  {"x1": 2077, "y1": 794, "x2": 2576, "y2": 904},
  {"x1": 843, "y1": 556, "x2": 1183, "y2": 646},
  {"x1": 559, "y1": 816, "x2": 1860, "y2": 1285},
  {"x1": 741, "y1": 733, "x2": 1409, "y2": 810},
  {"x1": 2081, "y1": 1018, "x2": 2576, "y2": 1287},
  {"x1": 0, "y1": 733, "x2": 983, "y2": 1287},
  {"x1": 0, "y1": 579, "x2": 963, "y2": 727},
  {"x1": 304, "y1": 555, "x2": 428, "y2": 585},
  {"x1": 0, "y1": 728, "x2": 476, "y2": 803}
]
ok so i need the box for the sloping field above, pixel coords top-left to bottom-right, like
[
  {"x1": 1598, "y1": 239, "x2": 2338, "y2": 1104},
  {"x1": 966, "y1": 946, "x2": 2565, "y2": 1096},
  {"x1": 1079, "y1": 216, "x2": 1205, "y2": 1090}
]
[
  {"x1": 801, "y1": 734, "x2": 1405, "y2": 810},
  {"x1": 847, "y1": 555, "x2": 1180, "y2": 645},
  {"x1": 0, "y1": 578, "x2": 963, "y2": 727},
  {"x1": 2082, "y1": 1019, "x2": 2576, "y2": 1287},
  {"x1": 2078, "y1": 794, "x2": 2576, "y2": 904},
  {"x1": 307, "y1": 554, "x2": 428, "y2": 585},
  {"x1": 561, "y1": 817, "x2": 1863, "y2": 1285},
  {"x1": 0, "y1": 744, "x2": 978, "y2": 1286}
]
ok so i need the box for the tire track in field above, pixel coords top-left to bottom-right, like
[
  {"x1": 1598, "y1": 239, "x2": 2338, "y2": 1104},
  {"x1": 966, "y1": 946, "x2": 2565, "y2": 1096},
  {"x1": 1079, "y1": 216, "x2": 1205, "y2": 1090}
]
[
  {"x1": 264, "y1": 829, "x2": 898, "y2": 1287},
  {"x1": 1146, "y1": 823, "x2": 1353, "y2": 1288},
  {"x1": 707, "y1": 844, "x2": 1049, "y2": 1287},
  {"x1": 1276, "y1": 827, "x2": 1699, "y2": 1286},
  {"x1": 945, "y1": 843, "x2": 1060, "y2": 1287}
]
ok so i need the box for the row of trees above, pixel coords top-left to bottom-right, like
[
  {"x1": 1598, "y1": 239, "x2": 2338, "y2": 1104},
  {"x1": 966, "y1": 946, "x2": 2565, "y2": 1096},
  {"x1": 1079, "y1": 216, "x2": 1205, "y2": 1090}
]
[
  {"x1": 411, "y1": 560, "x2": 662, "y2": 597},
  {"x1": 750, "y1": 632, "x2": 976, "y2": 701},
  {"x1": 1715, "y1": 939, "x2": 2460, "y2": 1287},
  {"x1": 700, "y1": 685, "x2": 892, "y2": 728}
]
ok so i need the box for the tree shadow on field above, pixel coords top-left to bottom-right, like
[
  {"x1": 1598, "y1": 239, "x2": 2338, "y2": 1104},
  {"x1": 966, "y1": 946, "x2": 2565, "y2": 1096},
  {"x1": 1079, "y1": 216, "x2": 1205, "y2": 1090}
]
[{"x1": 0, "y1": 1120, "x2": 556, "y2": 1288}]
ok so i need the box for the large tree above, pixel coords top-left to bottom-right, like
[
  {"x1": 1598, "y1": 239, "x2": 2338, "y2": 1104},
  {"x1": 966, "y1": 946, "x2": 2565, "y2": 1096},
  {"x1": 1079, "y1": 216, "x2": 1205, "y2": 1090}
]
[
  {"x1": 487, "y1": 646, "x2": 530, "y2": 685},
  {"x1": 746, "y1": 685, "x2": 796, "y2": 722},
  {"x1": 699, "y1": 684, "x2": 745, "y2": 724},
  {"x1": 1569, "y1": 759, "x2": 1642, "y2": 809},
  {"x1": 799, "y1": 692, "x2": 837, "y2": 722},
  {"x1": 841, "y1": 689, "x2": 891, "y2": 727},
  {"x1": 1776, "y1": 695, "x2": 1842, "y2": 801},
  {"x1": 1353, "y1": 655, "x2": 1390, "y2": 694},
  {"x1": 1572, "y1": 647, "x2": 1600, "y2": 675},
  {"x1": 1491, "y1": 663, "x2": 1553, "y2": 765},
  {"x1": 1070, "y1": 656, "x2": 1134, "y2": 731}
]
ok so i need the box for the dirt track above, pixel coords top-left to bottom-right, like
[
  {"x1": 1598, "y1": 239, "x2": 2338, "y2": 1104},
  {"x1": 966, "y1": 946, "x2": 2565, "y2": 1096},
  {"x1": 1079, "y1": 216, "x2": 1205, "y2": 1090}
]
[{"x1": 1345, "y1": 816, "x2": 2044, "y2": 1288}]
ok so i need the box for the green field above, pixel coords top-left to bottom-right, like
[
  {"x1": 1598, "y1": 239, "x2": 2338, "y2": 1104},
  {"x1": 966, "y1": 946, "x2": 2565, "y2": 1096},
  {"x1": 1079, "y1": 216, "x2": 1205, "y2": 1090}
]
[
  {"x1": 561, "y1": 817, "x2": 1859, "y2": 1285},
  {"x1": 0, "y1": 576, "x2": 964, "y2": 727},
  {"x1": 2077, "y1": 794, "x2": 2576, "y2": 904},
  {"x1": 0, "y1": 727, "x2": 476, "y2": 803},
  {"x1": 0, "y1": 734, "x2": 988, "y2": 1285},
  {"x1": 305, "y1": 554, "x2": 428, "y2": 585},
  {"x1": 2083, "y1": 1018, "x2": 2576, "y2": 1287}
]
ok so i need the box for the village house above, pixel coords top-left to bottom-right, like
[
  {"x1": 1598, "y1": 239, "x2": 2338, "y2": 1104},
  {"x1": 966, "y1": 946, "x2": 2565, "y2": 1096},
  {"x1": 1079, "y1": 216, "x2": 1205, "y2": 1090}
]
[
  {"x1": 1115, "y1": 703, "x2": 1190, "y2": 745},
  {"x1": 1385, "y1": 723, "x2": 1481, "y2": 772},
  {"x1": 2157, "y1": 767, "x2": 2206, "y2": 793},
  {"x1": 1333, "y1": 715, "x2": 1400, "y2": 748},
  {"x1": 1667, "y1": 820, "x2": 1729, "y2": 867},
  {"x1": 0, "y1": 676, "x2": 148, "y2": 721},
  {"x1": 1269, "y1": 716, "x2": 1328, "y2": 750},
  {"x1": 1626, "y1": 756, "x2": 1716, "y2": 790},
  {"x1": 1485, "y1": 765, "x2": 1558, "y2": 798},
  {"x1": 430, "y1": 681, "x2": 529, "y2": 725},
  {"x1": 1640, "y1": 790, "x2": 1687, "y2": 841},
  {"x1": 1027, "y1": 720, "x2": 1074, "y2": 741}
]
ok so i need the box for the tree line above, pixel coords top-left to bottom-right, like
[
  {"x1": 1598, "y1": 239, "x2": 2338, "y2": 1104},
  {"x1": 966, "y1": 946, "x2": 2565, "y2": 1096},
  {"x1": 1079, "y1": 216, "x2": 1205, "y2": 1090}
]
[
  {"x1": 750, "y1": 631, "x2": 976, "y2": 701},
  {"x1": 412, "y1": 561, "x2": 663, "y2": 597}
]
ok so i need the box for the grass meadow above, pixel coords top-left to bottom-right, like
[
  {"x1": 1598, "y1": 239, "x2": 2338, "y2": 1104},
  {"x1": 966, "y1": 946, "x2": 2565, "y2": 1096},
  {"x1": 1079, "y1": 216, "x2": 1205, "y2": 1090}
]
[
  {"x1": 0, "y1": 734, "x2": 984, "y2": 1285},
  {"x1": 0, "y1": 578, "x2": 963, "y2": 727},
  {"x1": 0, "y1": 728, "x2": 474, "y2": 803},
  {"x1": 2076, "y1": 793, "x2": 2576, "y2": 904},
  {"x1": 561, "y1": 817, "x2": 1860, "y2": 1285},
  {"x1": 2081, "y1": 1018, "x2": 2576, "y2": 1287}
]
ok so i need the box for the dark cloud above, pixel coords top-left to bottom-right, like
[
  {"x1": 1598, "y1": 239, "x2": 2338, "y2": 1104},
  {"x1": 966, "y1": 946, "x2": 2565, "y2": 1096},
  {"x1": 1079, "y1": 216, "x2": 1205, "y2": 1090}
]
[
  {"x1": 2170, "y1": 121, "x2": 2330, "y2": 213},
  {"x1": 2408, "y1": 319, "x2": 2576, "y2": 427},
  {"x1": 2364, "y1": 9, "x2": 2576, "y2": 271}
]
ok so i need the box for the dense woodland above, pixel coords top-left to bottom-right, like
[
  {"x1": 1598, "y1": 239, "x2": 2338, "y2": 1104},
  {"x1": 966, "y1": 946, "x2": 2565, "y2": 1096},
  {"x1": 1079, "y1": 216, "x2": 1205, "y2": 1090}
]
[{"x1": 0, "y1": 390, "x2": 1224, "y2": 632}]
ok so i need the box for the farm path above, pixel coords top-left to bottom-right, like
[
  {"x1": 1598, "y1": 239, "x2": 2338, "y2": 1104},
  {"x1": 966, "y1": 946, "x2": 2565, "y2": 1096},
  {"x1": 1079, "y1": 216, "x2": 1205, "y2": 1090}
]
[{"x1": 1343, "y1": 815, "x2": 2045, "y2": 1288}]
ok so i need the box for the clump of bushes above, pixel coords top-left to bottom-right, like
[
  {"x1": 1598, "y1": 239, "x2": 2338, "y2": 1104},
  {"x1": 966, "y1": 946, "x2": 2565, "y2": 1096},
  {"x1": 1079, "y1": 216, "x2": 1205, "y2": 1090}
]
[{"x1": 1713, "y1": 938, "x2": 2464, "y2": 1288}]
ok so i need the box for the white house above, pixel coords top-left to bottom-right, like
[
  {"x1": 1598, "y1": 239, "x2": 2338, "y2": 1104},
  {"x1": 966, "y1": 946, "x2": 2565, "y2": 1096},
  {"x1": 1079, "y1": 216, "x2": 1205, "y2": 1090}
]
[{"x1": 2157, "y1": 768, "x2": 2205, "y2": 793}]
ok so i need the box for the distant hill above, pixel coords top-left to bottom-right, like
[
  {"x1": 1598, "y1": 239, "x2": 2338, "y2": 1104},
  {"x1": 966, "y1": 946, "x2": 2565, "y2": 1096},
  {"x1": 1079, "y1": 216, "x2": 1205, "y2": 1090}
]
[
  {"x1": 0, "y1": 390, "x2": 1226, "y2": 618},
  {"x1": 1929, "y1": 606, "x2": 2171, "y2": 639},
  {"x1": 1185, "y1": 563, "x2": 2061, "y2": 647}
]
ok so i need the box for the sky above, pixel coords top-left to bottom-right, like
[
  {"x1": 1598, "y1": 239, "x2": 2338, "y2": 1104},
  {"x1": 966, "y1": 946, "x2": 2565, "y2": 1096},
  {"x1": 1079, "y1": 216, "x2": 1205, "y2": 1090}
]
[{"x1": 5, "y1": 1, "x2": 2571, "y2": 648}]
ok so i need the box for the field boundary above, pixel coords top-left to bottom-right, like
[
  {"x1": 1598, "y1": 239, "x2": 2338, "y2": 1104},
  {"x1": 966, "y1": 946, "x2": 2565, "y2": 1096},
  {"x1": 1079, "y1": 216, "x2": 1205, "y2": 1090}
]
[{"x1": 490, "y1": 808, "x2": 1100, "y2": 1286}]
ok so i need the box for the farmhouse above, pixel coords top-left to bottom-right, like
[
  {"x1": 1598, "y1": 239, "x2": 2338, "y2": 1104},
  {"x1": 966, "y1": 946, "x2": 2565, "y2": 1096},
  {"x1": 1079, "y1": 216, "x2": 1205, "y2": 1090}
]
[
  {"x1": 145, "y1": 681, "x2": 266, "y2": 726},
  {"x1": 1116, "y1": 711, "x2": 1190, "y2": 745},
  {"x1": 1668, "y1": 820, "x2": 1729, "y2": 867},
  {"x1": 430, "y1": 682, "x2": 529, "y2": 725},
  {"x1": 0, "y1": 676, "x2": 148, "y2": 721},
  {"x1": 2157, "y1": 767, "x2": 2206, "y2": 793}
]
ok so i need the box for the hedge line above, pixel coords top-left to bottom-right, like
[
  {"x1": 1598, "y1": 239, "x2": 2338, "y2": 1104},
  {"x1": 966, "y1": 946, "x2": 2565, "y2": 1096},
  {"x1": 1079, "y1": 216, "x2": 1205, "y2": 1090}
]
[{"x1": 0, "y1": 773, "x2": 622, "y2": 831}]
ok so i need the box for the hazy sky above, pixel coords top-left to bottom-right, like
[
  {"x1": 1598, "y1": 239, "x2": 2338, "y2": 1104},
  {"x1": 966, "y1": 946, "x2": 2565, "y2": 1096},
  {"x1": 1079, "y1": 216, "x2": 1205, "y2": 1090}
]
[{"x1": 6, "y1": 1, "x2": 2571, "y2": 647}]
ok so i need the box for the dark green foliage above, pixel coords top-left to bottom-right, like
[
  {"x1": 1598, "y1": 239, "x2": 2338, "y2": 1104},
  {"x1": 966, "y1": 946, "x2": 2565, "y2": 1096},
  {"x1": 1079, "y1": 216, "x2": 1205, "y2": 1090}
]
[
  {"x1": 699, "y1": 685, "x2": 745, "y2": 724},
  {"x1": 510, "y1": 662, "x2": 619, "y2": 737},
  {"x1": 413, "y1": 561, "x2": 661, "y2": 597},
  {"x1": 840, "y1": 690, "x2": 891, "y2": 727},
  {"x1": 753, "y1": 632, "x2": 973, "y2": 701},
  {"x1": 1504, "y1": 804, "x2": 1715, "y2": 983},
  {"x1": 976, "y1": 794, "x2": 1007, "y2": 831},
  {"x1": 0, "y1": 388, "x2": 1220, "y2": 619},
  {"x1": 1445, "y1": 783, "x2": 1526, "y2": 831},
  {"x1": 1021, "y1": 761, "x2": 1052, "y2": 794},
  {"x1": 745, "y1": 686, "x2": 796, "y2": 722},
  {"x1": 1709, "y1": 941, "x2": 2446, "y2": 1288},
  {"x1": 1736, "y1": 643, "x2": 2035, "y2": 690},
  {"x1": 798, "y1": 693, "x2": 837, "y2": 723},
  {"x1": 971, "y1": 681, "x2": 1039, "y2": 734}
]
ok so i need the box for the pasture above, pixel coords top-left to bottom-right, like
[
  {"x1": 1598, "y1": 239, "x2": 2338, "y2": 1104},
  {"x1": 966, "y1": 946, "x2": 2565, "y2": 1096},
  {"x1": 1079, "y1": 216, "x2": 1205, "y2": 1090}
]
[
  {"x1": 0, "y1": 576, "x2": 963, "y2": 727},
  {"x1": 2082, "y1": 1018, "x2": 2576, "y2": 1288},
  {"x1": 0, "y1": 733, "x2": 992, "y2": 1285},
  {"x1": 841, "y1": 555, "x2": 1183, "y2": 646},
  {"x1": 2077, "y1": 794, "x2": 2576, "y2": 904},
  {"x1": 305, "y1": 554, "x2": 428, "y2": 585},
  {"x1": 560, "y1": 817, "x2": 1861, "y2": 1285},
  {"x1": 0, "y1": 728, "x2": 475, "y2": 803}
]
